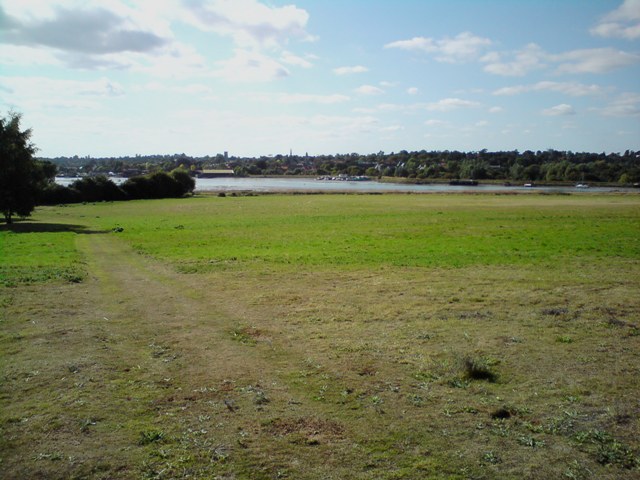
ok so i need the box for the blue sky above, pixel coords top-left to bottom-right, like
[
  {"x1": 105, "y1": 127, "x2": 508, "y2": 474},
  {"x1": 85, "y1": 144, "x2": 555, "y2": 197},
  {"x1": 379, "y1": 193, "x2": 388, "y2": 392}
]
[{"x1": 1, "y1": 0, "x2": 639, "y2": 157}]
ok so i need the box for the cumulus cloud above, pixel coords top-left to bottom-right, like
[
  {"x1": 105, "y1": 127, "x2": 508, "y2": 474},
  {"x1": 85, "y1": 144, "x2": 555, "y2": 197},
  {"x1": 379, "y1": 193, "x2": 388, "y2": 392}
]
[
  {"x1": 542, "y1": 104, "x2": 576, "y2": 116},
  {"x1": 355, "y1": 85, "x2": 384, "y2": 95},
  {"x1": 598, "y1": 92, "x2": 640, "y2": 116},
  {"x1": 425, "y1": 119, "x2": 449, "y2": 127},
  {"x1": 280, "y1": 51, "x2": 313, "y2": 68},
  {"x1": 0, "y1": 75, "x2": 124, "y2": 110},
  {"x1": 482, "y1": 43, "x2": 546, "y2": 76},
  {"x1": 380, "y1": 125, "x2": 403, "y2": 132},
  {"x1": 385, "y1": 36, "x2": 435, "y2": 52},
  {"x1": 591, "y1": 0, "x2": 640, "y2": 40},
  {"x1": 251, "y1": 92, "x2": 350, "y2": 104},
  {"x1": 493, "y1": 81, "x2": 605, "y2": 97},
  {"x1": 215, "y1": 49, "x2": 289, "y2": 82},
  {"x1": 385, "y1": 32, "x2": 491, "y2": 63},
  {"x1": 0, "y1": 1, "x2": 315, "y2": 80},
  {"x1": 0, "y1": 1, "x2": 212, "y2": 73},
  {"x1": 551, "y1": 48, "x2": 640, "y2": 74},
  {"x1": 425, "y1": 98, "x2": 480, "y2": 112},
  {"x1": 0, "y1": 2, "x2": 169, "y2": 59},
  {"x1": 333, "y1": 65, "x2": 368, "y2": 75},
  {"x1": 484, "y1": 43, "x2": 639, "y2": 76},
  {"x1": 182, "y1": 0, "x2": 313, "y2": 49}
]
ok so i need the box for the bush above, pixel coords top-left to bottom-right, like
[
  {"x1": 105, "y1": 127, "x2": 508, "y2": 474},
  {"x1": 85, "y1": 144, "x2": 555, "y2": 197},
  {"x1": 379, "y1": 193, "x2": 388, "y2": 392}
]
[
  {"x1": 122, "y1": 171, "x2": 194, "y2": 200},
  {"x1": 70, "y1": 175, "x2": 125, "y2": 202},
  {"x1": 39, "y1": 183, "x2": 80, "y2": 205}
]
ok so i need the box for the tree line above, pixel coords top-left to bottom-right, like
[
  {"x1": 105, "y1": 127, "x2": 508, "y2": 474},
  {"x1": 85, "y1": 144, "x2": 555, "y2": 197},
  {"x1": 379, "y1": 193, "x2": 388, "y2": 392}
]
[
  {"x1": 1, "y1": 112, "x2": 194, "y2": 224},
  {"x1": 50, "y1": 149, "x2": 640, "y2": 184},
  {"x1": 2, "y1": 110, "x2": 639, "y2": 224}
]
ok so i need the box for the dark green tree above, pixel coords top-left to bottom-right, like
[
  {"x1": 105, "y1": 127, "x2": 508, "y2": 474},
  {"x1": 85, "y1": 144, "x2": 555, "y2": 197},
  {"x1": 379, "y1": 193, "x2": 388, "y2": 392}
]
[{"x1": 0, "y1": 112, "x2": 49, "y2": 224}]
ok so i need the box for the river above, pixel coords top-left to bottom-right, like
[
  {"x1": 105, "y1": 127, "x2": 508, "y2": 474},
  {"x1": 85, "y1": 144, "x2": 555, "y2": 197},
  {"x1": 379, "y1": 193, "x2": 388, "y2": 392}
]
[{"x1": 55, "y1": 176, "x2": 636, "y2": 194}]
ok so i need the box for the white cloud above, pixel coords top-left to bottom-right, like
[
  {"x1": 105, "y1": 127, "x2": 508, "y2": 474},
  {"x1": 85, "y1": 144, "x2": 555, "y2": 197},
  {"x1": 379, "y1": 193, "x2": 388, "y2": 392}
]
[
  {"x1": 139, "y1": 82, "x2": 216, "y2": 97},
  {"x1": 598, "y1": 92, "x2": 640, "y2": 117},
  {"x1": 0, "y1": 0, "x2": 315, "y2": 79},
  {"x1": 333, "y1": 65, "x2": 368, "y2": 75},
  {"x1": 482, "y1": 43, "x2": 546, "y2": 76},
  {"x1": 0, "y1": 1, "x2": 215, "y2": 73},
  {"x1": 425, "y1": 98, "x2": 480, "y2": 112},
  {"x1": 355, "y1": 85, "x2": 384, "y2": 95},
  {"x1": 484, "y1": 43, "x2": 639, "y2": 76},
  {"x1": 542, "y1": 104, "x2": 576, "y2": 116},
  {"x1": 552, "y1": 48, "x2": 640, "y2": 74},
  {"x1": 252, "y1": 92, "x2": 350, "y2": 104},
  {"x1": 591, "y1": 0, "x2": 640, "y2": 40},
  {"x1": 281, "y1": 93, "x2": 350, "y2": 104},
  {"x1": 280, "y1": 51, "x2": 313, "y2": 68},
  {"x1": 407, "y1": 87, "x2": 419, "y2": 95},
  {"x1": 385, "y1": 32, "x2": 491, "y2": 63},
  {"x1": 215, "y1": 49, "x2": 289, "y2": 82},
  {"x1": 0, "y1": 44, "x2": 61, "y2": 67},
  {"x1": 434, "y1": 32, "x2": 492, "y2": 63},
  {"x1": 0, "y1": 75, "x2": 124, "y2": 110},
  {"x1": 493, "y1": 81, "x2": 605, "y2": 97},
  {"x1": 425, "y1": 119, "x2": 449, "y2": 127},
  {"x1": 133, "y1": 42, "x2": 208, "y2": 78},
  {"x1": 181, "y1": 0, "x2": 313, "y2": 49},
  {"x1": 380, "y1": 125, "x2": 403, "y2": 132},
  {"x1": 488, "y1": 106, "x2": 504, "y2": 113},
  {"x1": 385, "y1": 36, "x2": 435, "y2": 52},
  {"x1": 1, "y1": 1, "x2": 170, "y2": 57}
]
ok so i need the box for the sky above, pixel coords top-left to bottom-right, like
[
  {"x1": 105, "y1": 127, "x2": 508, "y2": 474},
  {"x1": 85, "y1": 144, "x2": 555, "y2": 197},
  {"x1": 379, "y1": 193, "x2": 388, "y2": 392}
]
[{"x1": 1, "y1": 0, "x2": 639, "y2": 158}]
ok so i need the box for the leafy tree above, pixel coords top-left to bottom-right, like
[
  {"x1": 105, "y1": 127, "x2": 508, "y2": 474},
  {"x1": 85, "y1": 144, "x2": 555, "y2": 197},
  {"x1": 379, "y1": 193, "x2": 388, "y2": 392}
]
[
  {"x1": 70, "y1": 175, "x2": 125, "y2": 202},
  {"x1": 0, "y1": 112, "x2": 51, "y2": 223},
  {"x1": 121, "y1": 170, "x2": 194, "y2": 199},
  {"x1": 170, "y1": 168, "x2": 195, "y2": 195}
]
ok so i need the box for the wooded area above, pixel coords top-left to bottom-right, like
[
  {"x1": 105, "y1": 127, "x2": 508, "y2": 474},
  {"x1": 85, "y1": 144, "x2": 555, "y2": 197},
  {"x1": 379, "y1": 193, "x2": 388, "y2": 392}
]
[{"x1": 48, "y1": 149, "x2": 640, "y2": 184}]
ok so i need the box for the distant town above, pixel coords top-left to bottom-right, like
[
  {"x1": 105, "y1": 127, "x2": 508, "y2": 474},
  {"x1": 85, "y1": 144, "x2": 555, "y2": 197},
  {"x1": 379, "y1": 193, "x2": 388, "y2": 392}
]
[{"x1": 46, "y1": 149, "x2": 640, "y2": 185}]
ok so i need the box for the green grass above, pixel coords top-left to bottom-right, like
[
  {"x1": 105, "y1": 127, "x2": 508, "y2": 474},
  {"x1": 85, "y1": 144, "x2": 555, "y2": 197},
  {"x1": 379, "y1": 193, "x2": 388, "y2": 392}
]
[
  {"x1": 1, "y1": 193, "x2": 639, "y2": 479},
  {"x1": 13, "y1": 194, "x2": 639, "y2": 276},
  {"x1": 0, "y1": 225, "x2": 87, "y2": 286}
]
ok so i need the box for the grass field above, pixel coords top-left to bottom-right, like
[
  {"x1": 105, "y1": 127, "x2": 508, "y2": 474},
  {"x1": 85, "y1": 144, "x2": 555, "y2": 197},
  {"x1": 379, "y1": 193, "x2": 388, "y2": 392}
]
[{"x1": 1, "y1": 193, "x2": 639, "y2": 479}]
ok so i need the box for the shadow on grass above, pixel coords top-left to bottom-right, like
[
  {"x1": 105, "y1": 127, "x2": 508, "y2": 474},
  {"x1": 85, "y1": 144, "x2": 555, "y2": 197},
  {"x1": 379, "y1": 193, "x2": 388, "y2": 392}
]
[{"x1": 0, "y1": 221, "x2": 109, "y2": 235}]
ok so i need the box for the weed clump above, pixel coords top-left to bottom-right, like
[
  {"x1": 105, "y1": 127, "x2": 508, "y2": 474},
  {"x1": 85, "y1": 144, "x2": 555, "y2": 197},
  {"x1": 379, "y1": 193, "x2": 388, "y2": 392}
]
[
  {"x1": 138, "y1": 430, "x2": 165, "y2": 445},
  {"x1": 575, "y1": 429, "x2": 639, "y2": 469},
  {"x1": 491, "y1": 408, "x2": 512, "y2": 420},
  {"x1": 462, "y1": 356, "x2": 497, "y2": 382}
]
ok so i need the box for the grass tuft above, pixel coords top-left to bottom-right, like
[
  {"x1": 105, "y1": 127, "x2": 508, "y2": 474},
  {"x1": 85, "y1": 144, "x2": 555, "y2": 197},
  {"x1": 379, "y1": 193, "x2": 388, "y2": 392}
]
[{"x1": 462, "y1": 356, "x2": 498, "y2": 382}]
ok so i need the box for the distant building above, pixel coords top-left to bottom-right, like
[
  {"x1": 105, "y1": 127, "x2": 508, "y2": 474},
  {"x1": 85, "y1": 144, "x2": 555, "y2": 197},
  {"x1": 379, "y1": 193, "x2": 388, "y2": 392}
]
[{"x1": 198, "y1": 169, "x2": 235, "y2": 178}]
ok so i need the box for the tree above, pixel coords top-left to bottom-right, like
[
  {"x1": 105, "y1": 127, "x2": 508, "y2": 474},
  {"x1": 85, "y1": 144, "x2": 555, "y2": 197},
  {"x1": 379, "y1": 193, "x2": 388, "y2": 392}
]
[{"x1": 0, "y1": 112, "x2": 48, "y2": 224}]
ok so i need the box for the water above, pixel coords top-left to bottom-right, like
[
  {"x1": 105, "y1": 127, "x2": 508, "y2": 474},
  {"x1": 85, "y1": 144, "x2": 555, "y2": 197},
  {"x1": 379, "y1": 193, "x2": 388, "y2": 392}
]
[{"x1": 55, "y1": 176, "x2": 636, "y2": 194}]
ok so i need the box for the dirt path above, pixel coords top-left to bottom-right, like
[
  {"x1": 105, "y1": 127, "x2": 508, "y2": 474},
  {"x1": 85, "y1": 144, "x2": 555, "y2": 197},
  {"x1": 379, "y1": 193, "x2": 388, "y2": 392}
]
[
  {"x1": 70, "y1": 233, "x2": 343, "y2": 477},
  {"x1": 74, "y1": 232, "x2": 281, "y2": 382},
  {"x1": 2, "y1": 232, "x2": 343, "y2": 479}
]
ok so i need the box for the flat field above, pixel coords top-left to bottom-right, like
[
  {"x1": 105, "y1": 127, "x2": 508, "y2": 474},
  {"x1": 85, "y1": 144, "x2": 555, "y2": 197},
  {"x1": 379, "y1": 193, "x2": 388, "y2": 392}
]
[{"x1": 1, "y1": 193, "x2": 639, "y2": 479}]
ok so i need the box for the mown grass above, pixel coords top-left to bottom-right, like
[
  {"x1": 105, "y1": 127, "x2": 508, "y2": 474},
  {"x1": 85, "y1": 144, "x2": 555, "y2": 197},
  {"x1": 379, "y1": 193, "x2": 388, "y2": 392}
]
[
  {"x1": 18, "y1": 193, "x2": 640, "y2": 273},
  {"x1": 1, "y1": 193, "x2": 639, "y2": 479},
  {"x1": 0, "y1": 224, "x2": 88, "y2": 286}
]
